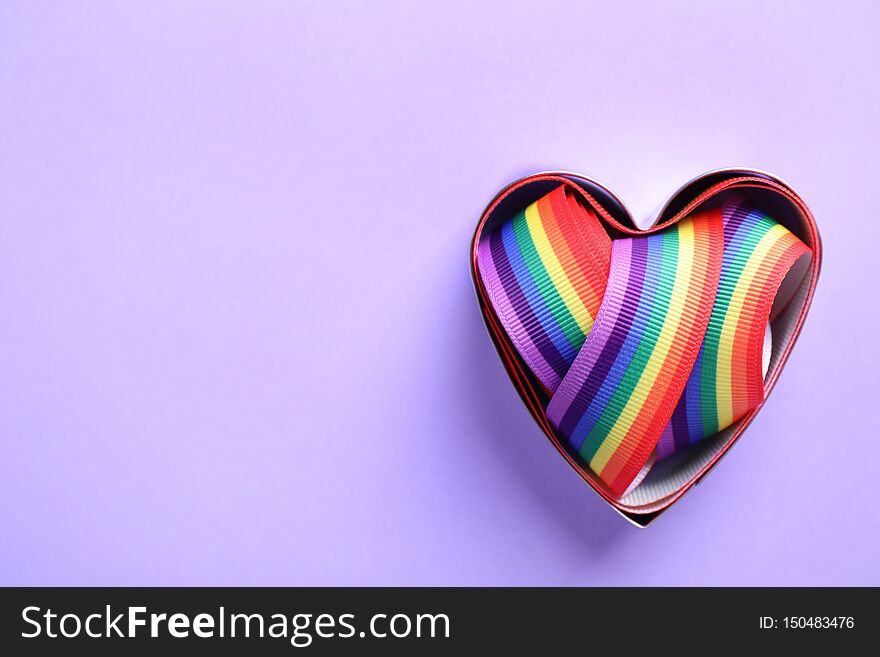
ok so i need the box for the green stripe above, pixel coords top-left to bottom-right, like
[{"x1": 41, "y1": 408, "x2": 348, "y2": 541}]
[
  {"x1": 699, "y1": 216, "x2": 776, "y2": 434},
  {"x1": 579, "y1": 226, "x2": 681, "y2": 462},
  {"x1": 511, "y1": 209, "x2": 584, "y2": 350}
]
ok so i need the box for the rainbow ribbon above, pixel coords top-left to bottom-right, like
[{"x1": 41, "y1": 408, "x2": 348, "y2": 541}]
[
  {"x1": 655, "y1": 202, "x2": 810, "y2": 459},
  {"x1": 478, "y1": 185, "x2": 610, "y2": 391},
  {"x1": 477, "y1": 185, "x2": 810, "y2": 497}
]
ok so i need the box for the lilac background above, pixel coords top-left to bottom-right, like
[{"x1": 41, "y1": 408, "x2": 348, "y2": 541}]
[{"x1": 2, "y1": 1, "x2": 878, "y2": 586}]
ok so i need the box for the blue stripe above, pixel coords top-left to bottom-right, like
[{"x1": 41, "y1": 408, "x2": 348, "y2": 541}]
[
  {"x1": 500, "y1": 218, "x2": 577, "y2": 363},
  {"x1": 685, "y1": 351, "x2": 704, "y2": 443},
  {"x1": 571, "y1": 233, "x2": 664, "y2": 455}
]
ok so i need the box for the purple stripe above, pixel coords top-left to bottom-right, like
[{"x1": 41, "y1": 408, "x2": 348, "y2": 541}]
[
  {"x1": 487, "y1": 228, "x2": 570, "y2": 385},
  {"x1": 477, "y1": 235, "x2": 543, "y2": 372},
  {"x1": 547, "y1": 238, "x2": 649, "y2": 437},
  {"x1": 722, "y1": 199, "x2": 757, "y2": 248},
  {"x1": 656, "y1": 423, "x2": 675, "y2": 460},
  {"x1": 545, "y1": 239, "x2": 634, "y2": 427},
  {"x1": 563, "y1": 234, "x2": 661, "y2": 450},
  {"x1": 670, "y1": 386, "x2": 691, "y2": 454}
]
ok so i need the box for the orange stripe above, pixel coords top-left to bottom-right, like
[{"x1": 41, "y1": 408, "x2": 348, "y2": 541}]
[
  {"x1": 730, "y1": 238, "x2": 791, "y2": 416},
  {"x1": 535, "y1": 194, "x2": 600, "y2": 320},
  {"x1": 546, "y1": 187, "x2": 610, "y2": 315},
  {"x1": 544, "y1": 190, "x2": 607, "y2": 313},
  {"x1": 731, "y1": 235, "x2": 808, "y2": 417}
]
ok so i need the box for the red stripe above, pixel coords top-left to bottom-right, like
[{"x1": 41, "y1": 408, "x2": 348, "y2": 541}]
[
  {"x1": 547, "y1": 186, "x2": 611, "y2": 313},
  {"x1": 535, "y1": 193, "x2": 600, "y2": 316},
  {"x1": 735, "y1": 236, "x2": 810, "y2": 414}
]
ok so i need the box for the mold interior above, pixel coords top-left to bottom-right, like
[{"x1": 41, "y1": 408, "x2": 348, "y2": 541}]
[{"x1": 476, "y1": 176, "x2": 816, "y2": 511}]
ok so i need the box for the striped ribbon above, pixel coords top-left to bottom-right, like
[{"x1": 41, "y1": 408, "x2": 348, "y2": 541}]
[
  {"x1": 478, "y1": 185, "x2": 611, "y2": 392},
  {"x1": 655, "y1": 202, "x2": 810, "y2": 459},
  {"x1": 477, "y1": 185, "x2": 810, "y2": 497}
]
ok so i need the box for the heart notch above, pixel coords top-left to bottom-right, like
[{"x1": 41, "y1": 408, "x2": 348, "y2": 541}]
[{"x1": 470, "y1": 169, "x2": 822, "y2": 526}]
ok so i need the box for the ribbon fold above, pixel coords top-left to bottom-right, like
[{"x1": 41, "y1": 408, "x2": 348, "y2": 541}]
[{"x1": 477, "y1": 185, "x2": 810, "y2": 497}]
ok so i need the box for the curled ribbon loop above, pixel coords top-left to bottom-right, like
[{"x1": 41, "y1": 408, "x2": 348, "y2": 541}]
[{"x1": 477, "y1": 185, "x2": 811, "y2": 497}]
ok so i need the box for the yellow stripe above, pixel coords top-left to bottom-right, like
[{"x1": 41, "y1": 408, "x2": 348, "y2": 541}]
[
  {"x1": 524, "y1": 201, "x2": 594, "y2": 334},
  {"x1": 714, "y1": 224, "x2": 788, "y2": 427},
  {"x1": 590, "y1": 218, "x2": 699, "y2": 474}
]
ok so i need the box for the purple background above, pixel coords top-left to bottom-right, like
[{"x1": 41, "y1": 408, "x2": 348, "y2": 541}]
[{"x1": 2, "y1": 1, "x2": 878, "y2": 586}]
